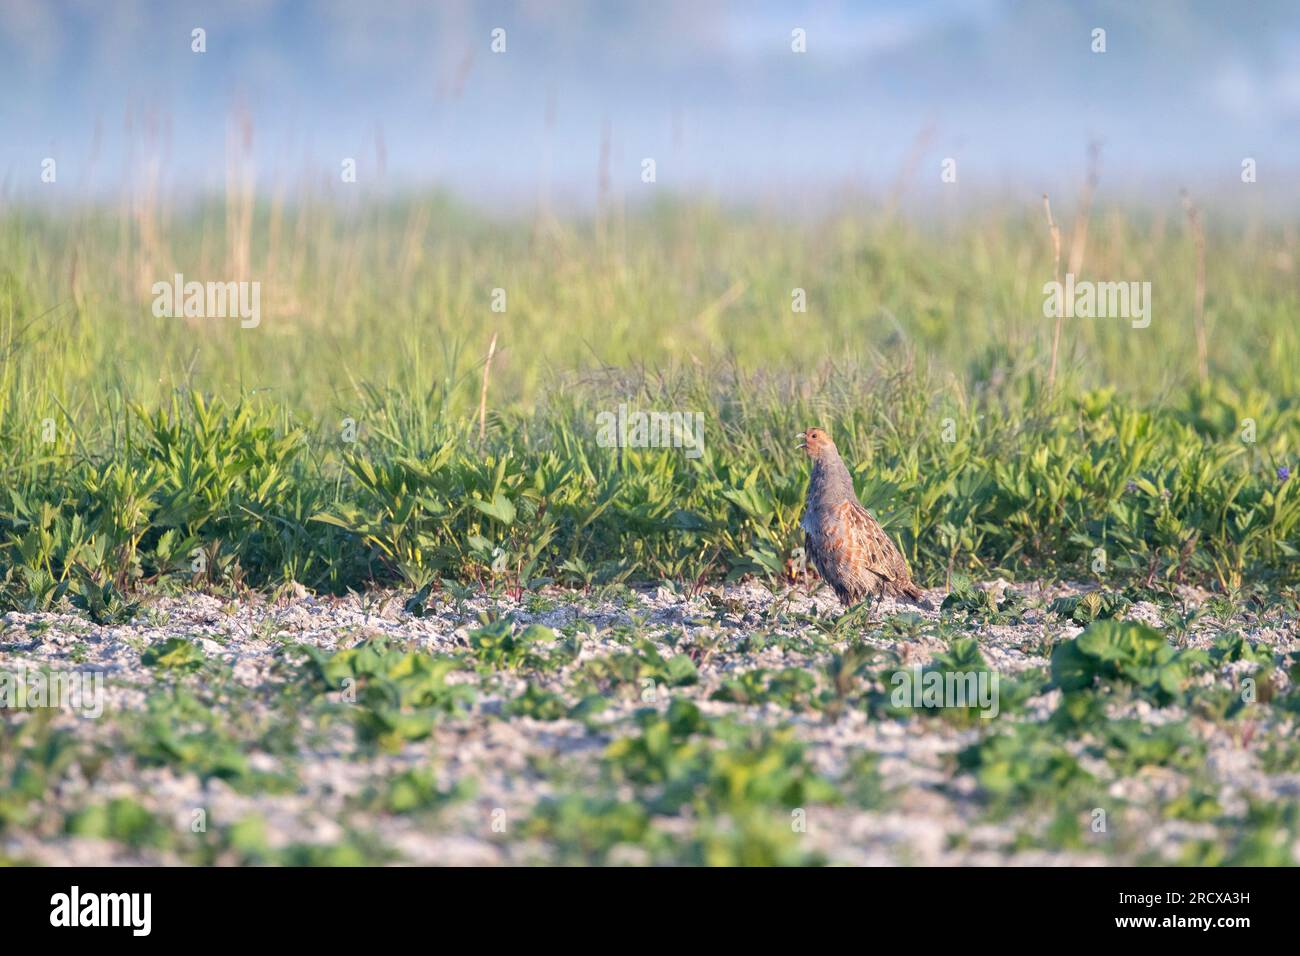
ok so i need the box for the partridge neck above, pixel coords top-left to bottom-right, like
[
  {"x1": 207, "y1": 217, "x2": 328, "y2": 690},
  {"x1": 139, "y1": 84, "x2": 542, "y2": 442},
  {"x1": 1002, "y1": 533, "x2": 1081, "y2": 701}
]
[{"x1": 809, "y1": 451, "x2": 856, "y2": 506}]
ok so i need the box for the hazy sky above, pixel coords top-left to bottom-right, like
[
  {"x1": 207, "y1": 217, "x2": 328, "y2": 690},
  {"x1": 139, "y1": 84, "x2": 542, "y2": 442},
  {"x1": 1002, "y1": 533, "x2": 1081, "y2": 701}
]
[{"x1": 3, "y1": 0, "x2": 1298, "y2": 208}]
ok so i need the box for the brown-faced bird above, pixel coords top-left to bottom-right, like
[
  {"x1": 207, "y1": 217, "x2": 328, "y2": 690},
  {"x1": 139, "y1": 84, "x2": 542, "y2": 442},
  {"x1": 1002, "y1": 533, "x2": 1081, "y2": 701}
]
[{"x1": 797, "y1": 427, "x2": 926, "y2": 607}]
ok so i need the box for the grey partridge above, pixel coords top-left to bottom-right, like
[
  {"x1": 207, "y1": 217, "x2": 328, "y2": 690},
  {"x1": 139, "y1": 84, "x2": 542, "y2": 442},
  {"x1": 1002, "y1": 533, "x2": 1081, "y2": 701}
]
[{"x1": 797, "y1": 427, "x2": 925, "y2": 606}]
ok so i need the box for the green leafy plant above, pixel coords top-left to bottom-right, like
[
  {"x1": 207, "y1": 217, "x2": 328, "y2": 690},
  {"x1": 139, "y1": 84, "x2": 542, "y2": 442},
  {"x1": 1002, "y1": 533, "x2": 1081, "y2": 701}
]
[
  {"x1": 467, "y1": 618, "x2": 556, "y2": 671},
  {"x1": 957, "y1": 723, "x2": 1096, "y2": 809},
  {"x1": 1048, "y1": 589, "x2": 1132, "y2": 625},
  {"x1": 140, "y1": 636, "x2": 205, "y2": 671},
  {"x1": 69, "y1": 565, "x2": 140, "y2": 625},
  {"x1": 300, "y1": 635, "x2": 473, "y2": 750},
  {"x1": 1050, "y1": 619, "x2": 1207, "y2": 705}
]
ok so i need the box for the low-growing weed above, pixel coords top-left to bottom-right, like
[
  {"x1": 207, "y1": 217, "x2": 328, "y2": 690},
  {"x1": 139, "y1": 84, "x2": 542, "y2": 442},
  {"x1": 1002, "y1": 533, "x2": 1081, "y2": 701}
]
[{"x1": 1050, "y1": 619, "x2": 1208, "y2": 705}]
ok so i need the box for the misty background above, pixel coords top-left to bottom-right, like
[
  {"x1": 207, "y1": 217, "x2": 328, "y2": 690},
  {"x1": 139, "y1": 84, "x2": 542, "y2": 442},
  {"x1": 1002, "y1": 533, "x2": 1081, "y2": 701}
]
[{"x1": 2, "y1": 0, "x2": 1298, "y2": 213}]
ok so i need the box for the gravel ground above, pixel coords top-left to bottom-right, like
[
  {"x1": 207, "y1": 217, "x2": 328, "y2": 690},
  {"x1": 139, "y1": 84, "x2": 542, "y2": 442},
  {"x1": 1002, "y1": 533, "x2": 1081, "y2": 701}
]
[{"x1": 2, "y1": 580, "x2": 1298, "y2": 866}]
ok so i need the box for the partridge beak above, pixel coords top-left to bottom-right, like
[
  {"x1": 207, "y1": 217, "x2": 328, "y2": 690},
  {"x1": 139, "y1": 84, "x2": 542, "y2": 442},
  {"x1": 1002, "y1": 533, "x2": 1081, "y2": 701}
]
[{"x1": 796, "y1": 431, "x2": 807, "y2": 449}]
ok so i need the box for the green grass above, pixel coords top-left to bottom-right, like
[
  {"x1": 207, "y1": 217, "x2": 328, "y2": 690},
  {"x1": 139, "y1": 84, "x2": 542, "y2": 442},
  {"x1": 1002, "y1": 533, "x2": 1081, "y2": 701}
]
[{"x1": 0, "y1": 198, "x2": 1297, "y2": 601}]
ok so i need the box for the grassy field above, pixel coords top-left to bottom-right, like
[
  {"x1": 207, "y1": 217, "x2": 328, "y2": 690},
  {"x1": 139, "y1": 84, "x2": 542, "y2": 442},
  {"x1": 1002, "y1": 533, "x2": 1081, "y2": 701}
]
[
  {"x1": 2, "y1": 197, "x2": 1299, "y2": 867},
  {"x1": 1, "y1": 197, "x2": 1297, "y2": 604}
]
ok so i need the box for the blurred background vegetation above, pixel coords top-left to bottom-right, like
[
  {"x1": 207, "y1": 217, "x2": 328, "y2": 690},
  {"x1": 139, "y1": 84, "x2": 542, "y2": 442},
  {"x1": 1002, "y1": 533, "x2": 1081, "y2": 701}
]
[{"x1": 0, "y1": 193, "x2": 1297, "y2": 601}]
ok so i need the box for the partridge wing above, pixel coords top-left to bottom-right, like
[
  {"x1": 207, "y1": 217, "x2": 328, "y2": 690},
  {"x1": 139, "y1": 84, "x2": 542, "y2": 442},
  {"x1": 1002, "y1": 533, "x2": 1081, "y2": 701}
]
[{"x1": 837, "y1": 500, "x2": 913, "y2": 586}]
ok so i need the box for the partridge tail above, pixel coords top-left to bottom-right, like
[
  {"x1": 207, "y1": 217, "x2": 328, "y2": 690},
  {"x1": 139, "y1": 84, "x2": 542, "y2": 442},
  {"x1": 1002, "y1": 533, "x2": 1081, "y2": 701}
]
[{"x1": 898, "y1": 580, "x2": 934, "y2": 609}]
